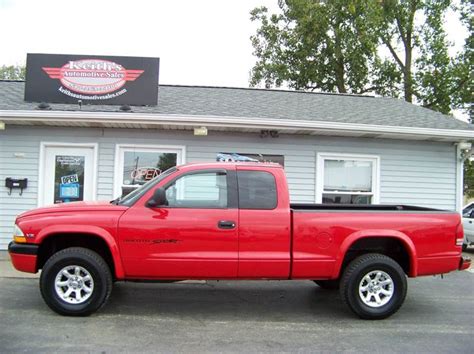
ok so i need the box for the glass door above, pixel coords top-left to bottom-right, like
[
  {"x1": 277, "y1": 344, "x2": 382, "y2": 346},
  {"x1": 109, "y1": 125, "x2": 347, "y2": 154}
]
[{"x1": 41, "y1": 145, "x2": 96, "y2": 206}]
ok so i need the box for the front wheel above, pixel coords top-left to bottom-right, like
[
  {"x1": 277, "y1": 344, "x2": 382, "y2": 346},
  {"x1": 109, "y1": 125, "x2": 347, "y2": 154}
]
[
  {"x1": 40, "y1": 247, "x2": 113, "y2": 316},
  {"x1": 340, "y1": 253, "x2": 407, "y2": 320}
]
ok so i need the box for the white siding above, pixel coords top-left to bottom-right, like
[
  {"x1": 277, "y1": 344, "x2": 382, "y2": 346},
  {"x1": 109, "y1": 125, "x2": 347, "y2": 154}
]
[{"x1": 0, "y1": 126, "x2": 457, "y2": 250}]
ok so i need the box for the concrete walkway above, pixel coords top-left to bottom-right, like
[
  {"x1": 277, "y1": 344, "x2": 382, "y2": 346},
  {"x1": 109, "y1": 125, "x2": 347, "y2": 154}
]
[{"x1": 0, "y1": 251, "x2": 38, "y2": 278}]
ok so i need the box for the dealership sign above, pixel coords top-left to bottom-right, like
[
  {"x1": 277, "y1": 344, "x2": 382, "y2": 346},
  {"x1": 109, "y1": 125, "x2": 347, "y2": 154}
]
[{"x1": 25, "y1": 53, "x2": 159, "y2": 105}]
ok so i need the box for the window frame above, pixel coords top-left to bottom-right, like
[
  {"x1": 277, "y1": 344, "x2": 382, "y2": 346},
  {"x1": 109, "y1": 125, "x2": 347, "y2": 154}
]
[
  {"x1": 113, "y1": 144, "x2": 185, "y2": 198},
  {"x1": 316, "y1": 152, "x2": 380, "y2": 204}
]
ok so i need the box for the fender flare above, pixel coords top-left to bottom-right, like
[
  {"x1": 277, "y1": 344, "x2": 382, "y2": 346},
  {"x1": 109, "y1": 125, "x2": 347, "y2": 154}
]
[
  {"x1": 331, "y1": 229, "x2": 418, "y2": 278},
  {"x1": 36, "y1": 225, "x2": 125, "y2": 279}
]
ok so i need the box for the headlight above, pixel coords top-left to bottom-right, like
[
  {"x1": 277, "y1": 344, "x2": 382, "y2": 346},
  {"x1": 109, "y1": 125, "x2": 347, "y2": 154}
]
[{"x1": 13, "y1": 224, "x2": 26, "y2": 243}]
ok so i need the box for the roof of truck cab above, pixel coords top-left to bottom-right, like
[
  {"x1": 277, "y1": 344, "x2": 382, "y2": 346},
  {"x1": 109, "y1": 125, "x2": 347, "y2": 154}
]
[{"x1": 177, "y1": 162, "x2": 283, "y2": 170}]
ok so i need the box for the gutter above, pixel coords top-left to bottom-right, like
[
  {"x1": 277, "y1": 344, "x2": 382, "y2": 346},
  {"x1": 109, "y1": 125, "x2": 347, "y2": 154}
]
[{"x1": 0, "y1": 109, "x2": 473, "y2": 141}]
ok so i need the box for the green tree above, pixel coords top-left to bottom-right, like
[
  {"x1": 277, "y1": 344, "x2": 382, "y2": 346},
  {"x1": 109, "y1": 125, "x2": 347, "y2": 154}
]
[
  {"x1": 250, "y1": 0, "x2": 471, "y2": 114},
  {"x1": 455, "y1": 0, "x2": 473, "y2": 120},
  {"x1": 250, "y1": 0, "x2": 383, "y2": 93},
  {"x1": 378, "y1": 0, "x2": 471, "y2": 114},
  {"x1": 0, "y1": 65, "x2": 25, "y2": 80}
]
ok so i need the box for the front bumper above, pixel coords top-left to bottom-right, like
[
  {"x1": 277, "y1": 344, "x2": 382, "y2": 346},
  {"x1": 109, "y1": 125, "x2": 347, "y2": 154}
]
[
  {"x1": 8, "y1": 242, "x2": 39, "y2": 273},
  {"x1": 459, "y1": 256, "x2": 471, "y2": 271}
]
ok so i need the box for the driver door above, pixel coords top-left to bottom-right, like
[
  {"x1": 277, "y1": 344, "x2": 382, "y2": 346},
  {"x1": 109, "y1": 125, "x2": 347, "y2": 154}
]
[{"x1": 118, "y1": 168, "x2": 239, "y2": 279}]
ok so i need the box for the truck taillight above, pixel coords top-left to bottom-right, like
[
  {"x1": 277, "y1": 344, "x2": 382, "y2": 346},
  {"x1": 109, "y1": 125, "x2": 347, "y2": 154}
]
[{"x1": 455, "y1": 223, "x2": 464, "y2": 247}]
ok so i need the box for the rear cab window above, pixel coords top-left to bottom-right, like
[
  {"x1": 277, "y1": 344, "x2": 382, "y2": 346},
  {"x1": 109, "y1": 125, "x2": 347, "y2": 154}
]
[{"x1": 237, "y1": 170, "x2": 277, "y2": 210}]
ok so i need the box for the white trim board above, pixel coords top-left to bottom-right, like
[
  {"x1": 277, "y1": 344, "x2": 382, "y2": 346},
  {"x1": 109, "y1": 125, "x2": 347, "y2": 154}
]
[{"x1": 1, "y1": 110, "x2": 473, "y2": 142}]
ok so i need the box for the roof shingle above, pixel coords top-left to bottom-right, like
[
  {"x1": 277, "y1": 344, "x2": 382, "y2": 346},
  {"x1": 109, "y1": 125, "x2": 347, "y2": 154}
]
[{"x1": 0, "y1": 80, "x2": 472, "y2": 131}]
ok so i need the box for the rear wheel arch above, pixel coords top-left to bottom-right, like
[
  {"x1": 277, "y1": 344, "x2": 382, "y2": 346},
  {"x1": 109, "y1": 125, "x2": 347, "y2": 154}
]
[
  {"x1": 36, "y1": 232, "x2": 123, "y2": 279},
  {"x1": 335, "y1": 235, "x2": 416, "y2": 279}
]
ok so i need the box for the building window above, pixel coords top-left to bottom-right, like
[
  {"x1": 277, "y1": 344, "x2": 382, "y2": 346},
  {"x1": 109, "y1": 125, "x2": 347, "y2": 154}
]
[
  {"x1": 316, "y1": 153, "x2": 380, "y2": 204},
  {"x1": 114, "y1": 144, "x2": 185, "y2": 198}
]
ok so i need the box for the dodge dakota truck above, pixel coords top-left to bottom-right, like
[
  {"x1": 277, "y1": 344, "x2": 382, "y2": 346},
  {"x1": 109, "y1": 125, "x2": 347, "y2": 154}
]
[{"x1": 8, "y1": 162, "x2": 471, "y2": 319}]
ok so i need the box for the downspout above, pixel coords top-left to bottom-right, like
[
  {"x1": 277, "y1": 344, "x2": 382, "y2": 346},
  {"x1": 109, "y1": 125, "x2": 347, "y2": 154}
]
[{"x1": 455, "y1": 142, "x2": 472, "y2": 212}]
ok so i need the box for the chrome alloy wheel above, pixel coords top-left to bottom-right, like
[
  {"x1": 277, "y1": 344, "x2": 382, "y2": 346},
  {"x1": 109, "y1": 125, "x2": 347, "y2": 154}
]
[
  {"x1": 358, "y1": 270, "x2": 394, "y2": 308},
  {"x1": 54, "y1": 265, "x2": 94, "y2": 304}
]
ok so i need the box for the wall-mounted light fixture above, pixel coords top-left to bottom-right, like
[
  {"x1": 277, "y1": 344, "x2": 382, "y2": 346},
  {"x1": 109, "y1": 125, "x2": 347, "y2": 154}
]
[
  {"x1": 456, "y1": 141, "x2": 472, "y2": 161},
  {"x1": 194, "y1": 127, "x2": 208, "y2": 136},
  {"x1": 36, "y1": 102, "x2": 51, "y2": 110},
  {"x1": 119, "y1": 105, "x2": 132, "y2": 112},
  {"x1": 260, "y1": 129, "x2": 279, "y2": 138}
]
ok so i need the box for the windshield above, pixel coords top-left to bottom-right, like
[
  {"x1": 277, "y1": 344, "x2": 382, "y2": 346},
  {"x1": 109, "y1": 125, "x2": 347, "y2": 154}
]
[{"x1": 116, "y1": 167, "x2": 177, "y2": 206}]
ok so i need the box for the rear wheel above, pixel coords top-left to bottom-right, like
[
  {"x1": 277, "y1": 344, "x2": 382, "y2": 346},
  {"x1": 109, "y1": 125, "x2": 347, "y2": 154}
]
[
  {"x1": 40, "y1": 247, "x2": 113, "y2": 316},
  {"x1": 340, "y1": 253, "x2": 407, "y2": 320}
]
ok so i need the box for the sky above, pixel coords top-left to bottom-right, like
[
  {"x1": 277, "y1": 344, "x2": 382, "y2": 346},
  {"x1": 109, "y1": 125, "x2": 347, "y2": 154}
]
[
  {"x1": 0, "y1": 0, "x2": 468, "y2": 90},
  {"x1": 0, "y1": 0, "x2": 280, "y2": 87}
]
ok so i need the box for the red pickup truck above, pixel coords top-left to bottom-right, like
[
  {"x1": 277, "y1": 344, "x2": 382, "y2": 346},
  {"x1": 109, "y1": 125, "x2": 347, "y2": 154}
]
[{"x1": 8, "y1": 162, "x2": 470, "y2": 319}]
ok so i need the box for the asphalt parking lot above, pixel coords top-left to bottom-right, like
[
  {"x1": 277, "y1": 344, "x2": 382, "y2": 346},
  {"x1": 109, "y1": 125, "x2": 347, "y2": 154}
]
[{"x1": 1, "y1": 250, "x2": 473, "y2": 353}]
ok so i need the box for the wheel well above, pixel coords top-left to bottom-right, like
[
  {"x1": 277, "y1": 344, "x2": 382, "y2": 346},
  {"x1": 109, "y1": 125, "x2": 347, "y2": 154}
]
[
  {"x1": 37, "y1": 233, "x2": 115, "y2": 278},
  {"x1": 340, "y1": 237, "x2": 411, "y2": 276}
]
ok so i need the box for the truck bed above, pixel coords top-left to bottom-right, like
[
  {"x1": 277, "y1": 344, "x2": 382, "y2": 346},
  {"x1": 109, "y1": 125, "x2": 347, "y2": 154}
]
[{"x1": 291, "y1": 203, "x2": 449, "y2": 212}]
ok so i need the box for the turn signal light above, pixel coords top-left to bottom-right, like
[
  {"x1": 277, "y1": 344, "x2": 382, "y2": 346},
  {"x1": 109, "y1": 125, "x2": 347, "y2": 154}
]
[
  {"x1": 13, "y1": 224, "x2": 26, "y2": 243},
  {"x1": 13, "y1": 235, "x2": 27, "y2": 243}
]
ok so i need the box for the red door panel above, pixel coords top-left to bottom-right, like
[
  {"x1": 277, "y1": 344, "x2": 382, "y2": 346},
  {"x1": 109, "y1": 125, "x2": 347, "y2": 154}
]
[
  {"x1": 236, "y1": 167, "x2": 291, "y2": 278},
  {"x1": 118, "y1": 207, "x2": 238, "y2": 279}
]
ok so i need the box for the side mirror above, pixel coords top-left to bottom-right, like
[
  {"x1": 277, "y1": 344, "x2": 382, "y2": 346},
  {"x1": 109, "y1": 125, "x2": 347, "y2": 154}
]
[{"x1": 146, "y1": 188, "x2": 167, "y2": 208}]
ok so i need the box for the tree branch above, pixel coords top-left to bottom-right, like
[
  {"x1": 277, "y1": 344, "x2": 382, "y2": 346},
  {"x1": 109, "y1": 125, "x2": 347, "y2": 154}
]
[
  {"x1": 382, "y1": 37, "x2": 405, "y2": 70},
  {"x1": 422, "y1": 78, "x2": 469, "y2": 110},
  {"x1": 357, "y1": 86, "x2": 386, "y2": 94},
  {"x1": 395, "y1": 17, "x2": 407, "y2": 51}
]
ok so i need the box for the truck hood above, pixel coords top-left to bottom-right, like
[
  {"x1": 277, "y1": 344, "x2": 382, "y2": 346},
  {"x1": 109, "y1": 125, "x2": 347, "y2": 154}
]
[{"x1": 17, "y1": 201, "x2": 128, "y2": 219}]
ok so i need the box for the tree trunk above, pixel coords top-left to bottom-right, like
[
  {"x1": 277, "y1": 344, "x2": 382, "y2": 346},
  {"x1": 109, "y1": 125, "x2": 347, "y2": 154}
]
[
  {"x1": 403, "y1": 48, "x2": 413, "y2": 103},
  {"x1": 334, "y1": 26, "x2": 347, "y2": 93},
  {"x1": 401, "y1": 1, "x2": 417, "y2": 103}
]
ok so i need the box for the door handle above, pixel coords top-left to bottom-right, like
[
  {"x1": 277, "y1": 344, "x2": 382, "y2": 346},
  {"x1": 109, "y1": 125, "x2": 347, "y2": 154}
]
[{"x1": 218, "y1": 220, "x2": 236, "y2": 229}]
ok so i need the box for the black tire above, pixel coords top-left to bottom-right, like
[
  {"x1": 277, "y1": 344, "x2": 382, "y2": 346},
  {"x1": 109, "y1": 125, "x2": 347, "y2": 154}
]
[
  {"x1": 313, "y1": 279, "x2": 339, "y2": 290},
  {"x1": 462, "y1": 243, "x2": 467, "y2": 252},
  {"x1": 40, "y1": 247, "x2": 113, "y2": 316},
  {"x1": 340, "y1": 253, "x2": 407, "y2": 320}
]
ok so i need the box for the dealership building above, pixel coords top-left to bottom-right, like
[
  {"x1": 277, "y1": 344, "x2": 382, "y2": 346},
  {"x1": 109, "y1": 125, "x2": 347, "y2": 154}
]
[{"x1": 0, "y1": 54, "x2": 473, "y2": 250}]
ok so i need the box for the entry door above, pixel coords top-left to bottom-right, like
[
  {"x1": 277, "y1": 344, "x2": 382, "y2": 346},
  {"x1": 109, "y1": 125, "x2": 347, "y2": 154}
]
[{"x1": 41, "y1": 145, "x2": 96, "y2": 206}]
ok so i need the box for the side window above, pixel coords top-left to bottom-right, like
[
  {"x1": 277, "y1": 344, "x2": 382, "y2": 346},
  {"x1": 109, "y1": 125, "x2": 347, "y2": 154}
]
[
  {"x1": 165, "y1": 172, "x2": 228, "y2": 208},
  {"x1": 238, "y1": 171, "x2": 277, "y2": 210},
  {"x1": 463, "y1": 204, "x2": 474, "y2": 217}
]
